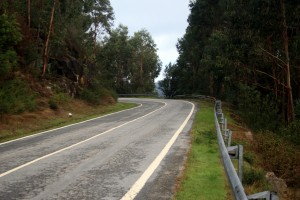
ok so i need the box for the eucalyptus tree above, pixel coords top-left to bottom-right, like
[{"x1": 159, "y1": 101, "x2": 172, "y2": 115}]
[
  {"x1": 100, "y1": 24, "x2": 132, "y2": 93},
  {"x1": 129, "y1": 29, "x2": 161, "y2": 93},
  {"x1": 176, "y1": 0, "x2": 223, "y2": 94},
  {"x1": 158, "y1": 63, "x2": 178, "y2": 98}
]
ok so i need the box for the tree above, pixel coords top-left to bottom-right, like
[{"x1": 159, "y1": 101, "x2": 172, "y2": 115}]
[
  {"x1": 0, "y1": 13, "x2": 22, "y2": 79},
  {"x1": 129, "y1": 29, "x2": 161, "y2": 93},
  {"x1": 100, "y1": 24, "x2": 132, "y2": 92},
  {"x1": 158, "y1": 63, "x2": 177, "y2": 98},
  {"x1": 168, "y1": 0, "x2": 300, "y2": 125},
  {"x1": 42, "y1": 0, "x2": 56, "y2": 77}
]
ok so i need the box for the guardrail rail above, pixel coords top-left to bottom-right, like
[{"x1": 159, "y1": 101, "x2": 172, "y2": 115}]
[
  {"x1": 120, "y1": 94, "x2": 279, "y2": 199},
  {"x1": 175, "y1": 95, "x2": 279, "y2": 200},
  {"x1": 214, "y1": 100, "x2": 279, "y2": 200}
]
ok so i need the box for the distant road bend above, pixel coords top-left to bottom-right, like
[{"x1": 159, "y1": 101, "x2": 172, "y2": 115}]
[{"x1": 0, "y1": 98, "x2": 195, "y2": 200}]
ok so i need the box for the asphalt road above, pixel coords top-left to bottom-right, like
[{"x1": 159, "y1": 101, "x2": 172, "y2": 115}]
[{"x1": 0, "y1": 98, "x2": 195, "y2": 200}]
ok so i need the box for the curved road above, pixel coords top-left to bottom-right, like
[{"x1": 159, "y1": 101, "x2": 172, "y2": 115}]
[{"x1": 0, "y1": 98, "x2": 195, "y2": 200}]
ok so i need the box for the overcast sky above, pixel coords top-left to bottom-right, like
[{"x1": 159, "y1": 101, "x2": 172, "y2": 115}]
[{"x1": 109, "y1": 0, "x2": 190, "y2": 81}]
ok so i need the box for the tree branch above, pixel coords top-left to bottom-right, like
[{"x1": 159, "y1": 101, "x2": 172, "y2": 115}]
[{"x1": 259, "y1": 46, "x2": 286, "y2": 67}]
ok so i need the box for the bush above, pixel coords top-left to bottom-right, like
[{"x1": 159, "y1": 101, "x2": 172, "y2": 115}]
[
  {"x1": 253, "y1": 131, "x2": 300, "y2": 186},
  {"x1": 0, "y1": 79, "x2": 36, "y2": 114},
  {"x1": 79, "y1": 87, "x2": 101, "y2": 105},
  {"x1": 279, "y1": 120, "x2": 300, "y2": 146},
  {"x1": 79, "y1": 85, "x2": 117, "y2": 105},
  {"x1": 244, "y1": 152, "x2": 256, "y2": 165},
  {"x1": 0, "y1": 13, "x2": 22, "y2": 78},
  {"x1": 243, "y1": 167, "x2": 265, "y2": 185},
  {"x1": 48, "y1": 99, "x2": 58, "y2": 110},
  {"x1": 236, "y1": 86, "x2": 282, "y2": 132}
]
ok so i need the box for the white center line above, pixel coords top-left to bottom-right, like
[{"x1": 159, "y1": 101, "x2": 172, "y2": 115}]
[
  {"x1": 120, "y1": 101, "x2": 195, "y2": 200},
  {"x1": 0, "y1": 103, "x2": 143, "y2": 146},
  {"x1": 0, "y1": 101, "x2": 167, "y2": 178}
]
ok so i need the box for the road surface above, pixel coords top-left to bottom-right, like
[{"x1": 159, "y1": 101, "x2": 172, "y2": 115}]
[{"x1": 0, "y1": 98, "x2": 195, "y2": 200}]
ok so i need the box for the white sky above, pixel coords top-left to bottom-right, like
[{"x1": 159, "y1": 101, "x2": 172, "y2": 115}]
[{"x1": 109, "y1": 0, "x2": 190, "y2": 81}]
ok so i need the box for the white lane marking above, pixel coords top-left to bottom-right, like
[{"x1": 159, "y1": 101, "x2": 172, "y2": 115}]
[
  {"x1": 0, "y1": 101, "x2": 167, "y2": 178},
  {"x1": 0, "y1": 103, "x2": 143, "y2": 146},
  {"x1": 121, "y1": 101, "x2": 195, "y2": 200}
]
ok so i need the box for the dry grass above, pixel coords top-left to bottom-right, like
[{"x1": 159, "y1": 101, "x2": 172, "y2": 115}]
[{"x1": 0, "y1": 98, "x2": 136, "y2": 143}]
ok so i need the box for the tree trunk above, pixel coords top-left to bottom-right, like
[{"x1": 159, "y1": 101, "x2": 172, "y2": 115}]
[
  {"x1": 280, "y1": 0, "x2": 294, "y2": 123},
  {"x1": 42, "y1": 0, "x2": 56, "y2": 77},
  {"x1": 209, "y1": 72, "x2": 214, "y2": 96},
  {"x1": 27, "y1": 0, "x2": 30, "y2": 34}
]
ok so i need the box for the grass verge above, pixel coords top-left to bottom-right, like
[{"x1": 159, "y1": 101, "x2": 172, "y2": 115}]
[
  {"x1": 174, "y1": 101, "x2": 229, "y2": 200},
  {"x1": 0, "y1": 100, "x2": 136, "y2": 143}
]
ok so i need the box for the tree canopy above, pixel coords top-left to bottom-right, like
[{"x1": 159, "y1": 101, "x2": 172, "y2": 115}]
[
  {"x1": 0, "y1": 0, "x2": 161, "y2": 112},
  {"x1": 160, "y1": 0, "x2": 300, "y2": 125}
]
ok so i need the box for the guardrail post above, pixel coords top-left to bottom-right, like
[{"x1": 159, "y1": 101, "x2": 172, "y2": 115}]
[
  {"x1": 219, "y1": 114, "x2": 224, "y2": 129},
  {"x1": 238, "y1": 145, "x2": 243, "y2": 183},
  {"x1": 227, "y1": 130, "x2": 232, "y2": 147},
  {"x1": 224, "y1": 118, "x2": 227, "y2": 134}
]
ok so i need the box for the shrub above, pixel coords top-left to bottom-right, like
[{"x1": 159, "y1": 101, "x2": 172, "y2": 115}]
[
  {"x1": 244, "y1": 152, "x2": 256, "y2": 165},
  {"x1": 279, "y1": 120, "x2": 300, "y2": 146},
  {"x1": 0, "y1": 79, "x2": 36, "y2": 114},
  {"x1": 243, "y1": 167, "x2": 265, "y2": 185},
  {"x1": 48, "y1": 99, "x2": 58, "y2": 110},
  {"x1": 0, "y1": 13, "x2": 22, "y2": 78},
  {"x1": 80, "y1": 85, "x2": 117, "y2": 105},
  {"x1": 253, "y1": 131, "x2": 300, "y2": 186},
  {"x1": 236, "y1": 86, "x2": 282, "y2": 132},
  {"x1": 79, "y1": 87, "x2": 101, "y2": 105}
]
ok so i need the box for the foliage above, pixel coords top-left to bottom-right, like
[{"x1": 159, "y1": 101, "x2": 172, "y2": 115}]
[
  {"x1": 253, "y1": 131, "x2": 300, "y2": 186},
  {"x1": 158, "y1": 63, "x2": 177, "y2": 98},
  {"x1": 243, "y1": 167, "x2": 265, "y2": 186},
  {"x1": 162, "y1": 0, "x2": 300, "y2": 126},
  {"x1": 100, "y1": 26, "x2": 161, "y2": 94},
  {"x1": 0, "y1": 1, "x2": 161, "y2": 114},
  {"x1": 79, "y1": 86, "x2": 102, "y2": 105},
  {"x1": 48, "y1": 99, "x2": 58, "y2": 110},
  {"x1": 0, "y1": 13, "x2": 22, "y2": 78},
  {"x1": 79, "y1": 84, "x2": 117, "y2": 105},
  {"x1": 236, "y1": 86, "x2": 282, "y2": 132},
  {"x1": 279, "y1": 120, "x2": 300, "y2": 146},
  {"x1": 0, "y1": 79, "x2": 36, "y2": 114}
]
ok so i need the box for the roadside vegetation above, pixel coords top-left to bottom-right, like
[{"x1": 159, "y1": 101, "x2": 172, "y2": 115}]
[
  {"x1": 0, "y1": 1, "x2": 160, "y2": 123},
  {"x1": 175, "y1": 99, "x2": 300, "y2": 199},
  {"x1": 174, "y1": 100, "x2": 229, "y2": 200},
  {"x1": 0, "y1": 99, "x2": 136, "y2": 143},
  {"x1": 224, "y1": 102, "x2": 300, "y2": 199},
  {"x1": 159, "y1": 1, "x2": 300, "y2": 199}
]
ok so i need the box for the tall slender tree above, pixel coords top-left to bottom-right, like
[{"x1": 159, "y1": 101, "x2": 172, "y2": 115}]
[{"x1": 42, "y1": 0, "x2": 56, "y2": 77}]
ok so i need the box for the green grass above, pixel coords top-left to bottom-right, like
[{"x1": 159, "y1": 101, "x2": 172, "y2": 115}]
[
  {"x1": 174, "y1": 101, "x2": 228, "y2": 200},
  {"x1": 0, "y1": 102, "x2": 137, "y2": 143}
]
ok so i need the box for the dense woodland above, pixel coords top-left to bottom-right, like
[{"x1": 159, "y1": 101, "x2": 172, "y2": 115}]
[
  {"x1": 160, "y1": 0, "x2": 300, "y2": 133},
  {"x1": 0, "y1": 0, "x2": 161, "y2": 113},
  {"x1": 159, "y1": 0, "x2": 300, "y2": 191}
]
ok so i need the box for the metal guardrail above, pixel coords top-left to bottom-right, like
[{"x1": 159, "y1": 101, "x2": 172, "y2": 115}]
[
  {"x1": 120, "y1": 94, "x2": 279, "y2": 199},
  {"x1": 214, "y1": 100, "x2": 248, "y2": 199},
  {"x1": 118, "y1": 94, "x2": 156, "y2": 97},
  {"x1": 174, "y1": 94, "x2": 279, "y2": 200}
]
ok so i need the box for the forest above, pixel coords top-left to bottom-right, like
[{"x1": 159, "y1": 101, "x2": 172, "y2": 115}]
[
  {"x1": 159, "y1": 0, "x2": 300, "y2": 194},
  {"x1": 0, "y1": 0, "x2": 161, "y2": 114}
]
